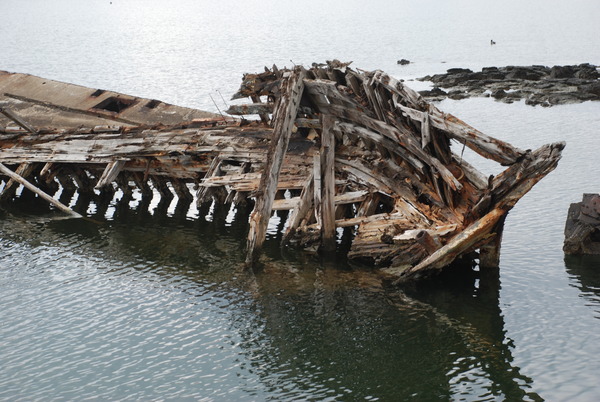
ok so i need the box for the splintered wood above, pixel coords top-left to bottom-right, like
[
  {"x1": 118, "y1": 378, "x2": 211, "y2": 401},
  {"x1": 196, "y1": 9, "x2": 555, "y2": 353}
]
[{"x1": 0, "y1": 61, "x2": 565, "y2": 282}]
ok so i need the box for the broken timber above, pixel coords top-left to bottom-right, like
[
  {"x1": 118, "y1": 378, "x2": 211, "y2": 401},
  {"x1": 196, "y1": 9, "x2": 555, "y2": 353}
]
[{"x1": 0, "y1": 61, "x2": 565, "y2": 282}]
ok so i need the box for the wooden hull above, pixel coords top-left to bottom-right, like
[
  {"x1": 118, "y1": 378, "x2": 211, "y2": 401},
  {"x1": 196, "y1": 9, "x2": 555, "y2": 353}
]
[{"x1": 0, "y1": 62, "x2": 565, "y2": 282}]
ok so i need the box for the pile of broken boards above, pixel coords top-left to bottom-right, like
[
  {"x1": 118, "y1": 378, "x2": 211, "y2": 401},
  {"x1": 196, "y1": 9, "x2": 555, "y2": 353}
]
[{"x1": 0, "y1": 61, "x2": 565, "y2": 282}]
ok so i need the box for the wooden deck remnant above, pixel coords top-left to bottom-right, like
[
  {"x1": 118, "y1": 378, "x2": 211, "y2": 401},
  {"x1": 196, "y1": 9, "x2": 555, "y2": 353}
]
[{"x1": 0, "y1": 61, "x2": 565, "y2": 282}]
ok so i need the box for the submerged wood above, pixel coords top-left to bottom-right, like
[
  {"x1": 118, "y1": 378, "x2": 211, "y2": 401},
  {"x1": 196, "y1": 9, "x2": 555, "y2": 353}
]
[
  {"x1": 0, "y1": 61, "x2": 566, "y2": 282},
  {"x1": 0, "y1": 162, "x2": 81, "y2": 217}
]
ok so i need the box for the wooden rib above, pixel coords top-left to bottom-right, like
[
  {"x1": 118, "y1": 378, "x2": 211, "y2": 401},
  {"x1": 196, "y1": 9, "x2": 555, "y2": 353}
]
[
  {"x1": 246, "y1": 68, "x2": 306, "y2": 265},
  {"x1": 397, "y1": 104, "x2": 524, "y2": 165},
  {"x1": 196, "y1": 156, "x2": 223, "y2": 206},
  {"x1": 362, "y1": 76, "x2": 386, "y2": 122},
  {"x1": 421, "y1": 109, "x2": 431, "y2": 149},
  {"x1": 320, "y1": 114, "x2": 336, "y2": 251},
  {"x1": 0, "y1": 162, "x2": 81, "y2": 217},
  {"x1": 95, "y1": 160, "x2": 127, "y2": 189},
  {"x1": 171, "y1": 178, "x2": 193, "y2": 203},
  {"x1": 303, "y1": 79, "x2": 375, "y2": 117},
  {"x1": 273, "y1": 190, "x2": 369, "y2": 213},
  {"x1": 295, "y1": 118, "x2": 321, "y2": 129},
  {"x1": 282, "y1": 173, "x2": 314, "y2": 242},
  {"x1": 0, "y1": 162, "x2": 37, "y2": 200},
  {"x1": 313, "y1": 153, "x2": 322, "y2": 229},
  {"x1": 397, "y1": 207, "x2": 506, "y2": 282},
  {"x1": 226, "y1": 102, "x2": 274, "y2": 116},
  {"x1": 309, "y1": 95, "x2": 462, "y2": 192}
]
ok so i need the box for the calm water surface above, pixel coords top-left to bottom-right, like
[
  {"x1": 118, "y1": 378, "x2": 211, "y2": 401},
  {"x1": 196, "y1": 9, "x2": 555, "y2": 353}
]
[{"x1": 1, "y1": 0, "x2": 600, "y2": 400}]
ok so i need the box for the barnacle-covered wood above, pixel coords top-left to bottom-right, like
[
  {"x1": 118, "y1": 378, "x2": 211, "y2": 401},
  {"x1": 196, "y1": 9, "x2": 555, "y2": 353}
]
[{"x1": 0, "y1": 61, "x2": 565, "y2": 282}]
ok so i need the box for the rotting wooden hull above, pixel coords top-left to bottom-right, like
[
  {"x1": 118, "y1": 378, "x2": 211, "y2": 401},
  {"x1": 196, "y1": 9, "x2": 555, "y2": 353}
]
[
  {"x1": 0, "y1": 62, "x2": 565, "y2": 282},
  {"x1": 0, "y1": 70, "x2": 218, "y2": 128}
]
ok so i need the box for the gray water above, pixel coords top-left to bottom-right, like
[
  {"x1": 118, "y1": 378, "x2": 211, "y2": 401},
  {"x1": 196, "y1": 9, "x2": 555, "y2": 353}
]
[{"x1": 1, "y1": 0, "x2": 600, "y2": 400}]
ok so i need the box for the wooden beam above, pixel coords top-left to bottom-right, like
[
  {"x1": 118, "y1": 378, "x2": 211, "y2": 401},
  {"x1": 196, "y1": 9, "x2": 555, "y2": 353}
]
[
  {"x1": 397, "y1": 103, "x2": 525, "y2": 165},
  {"x1": 0, "y1": 162, "x2": 81, "y2": 217},
  {"x1": 246, "y1": 68, "x2": 306, "y2": 265},
  {"x1": 0, "y1": 162, "x2": 37, "y2": 200},
  {"x1": 320, "y1": 114, "x2": 336, "y2": 251},
  {"x1": 196, "y1": 156, "x2": 223, "y2": 206},
  {"x1": 396, "y1": 207, "x2": 506, "y2": 282},
  {"x1": 251, "y1": 95, "x2": 270, "y2": 124},
  {"x1": 362, "y1": 76, "x2": 386, "y2": 122},
  {"x1": 225, "y1": 102, "x2": 274, "y2": 116},
  {"x1": 421, "y1": 109, "x2": 431, "y2": 149},
  {"x1": 313, "y1": 153, "x2": 322, "y2": 228},
  {"x1": 0, "y1": 103, "x2": 38, "y2": 134},
  {"x1": 282, "y1": 173, "x2": 314, "y2": 242},
  {"x1": 295, "y1": 118, "x2": 321, "y2": 129},
  {"x1": 95, "y1": 160, "x2": 127, "y2": 189}
]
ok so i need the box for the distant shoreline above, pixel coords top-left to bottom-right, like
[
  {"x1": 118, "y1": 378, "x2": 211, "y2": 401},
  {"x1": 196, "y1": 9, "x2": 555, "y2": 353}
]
[{"x1": 417, "y1": 64, "x2": 600, "y2": 107}]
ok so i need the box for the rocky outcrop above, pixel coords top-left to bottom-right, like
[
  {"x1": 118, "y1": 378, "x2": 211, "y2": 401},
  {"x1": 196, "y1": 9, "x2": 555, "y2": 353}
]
[
  {"x1": 417, "y1": 64, "x2": 600, "y2": 106},
  {"x1": 564, "y1": 194, "x2": 600, "y2": 255}
]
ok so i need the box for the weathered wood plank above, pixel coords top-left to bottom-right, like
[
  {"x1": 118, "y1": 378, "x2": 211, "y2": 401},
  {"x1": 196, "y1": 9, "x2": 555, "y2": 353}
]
[
  {"x1": 282, "y1": 173, "x2": 314, "y2": 242},
  {"x1": 225, "y1": 102, "x2": 274, "y2": 116},
  {"x1": 196, "y1": 157, "x2": 223, "y2": 206},
  {"x1": 320, "y1": 114, "x2": 336, "y2": 251},
  {"x1": 313, "y1": 153, "x2": 322, "y2": 229},
  {"x1": 397, "y1": 207, "x2": 506, "y2": 282},
  {"x1": 397, "y1": 103, "x2": 525, "y2": 165},
  {"x1": 421, "y1": 109, "x2": 431, "y2": 149},
  {"x1": 295, "y1": 118, "x2": 321, "y2": 129}
]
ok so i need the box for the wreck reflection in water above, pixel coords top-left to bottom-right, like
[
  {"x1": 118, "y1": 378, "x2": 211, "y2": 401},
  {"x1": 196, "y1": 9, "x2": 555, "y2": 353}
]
[
  {"x1": 564, "y1": 254, "x2": 600, "y2": 319},
  {"x1": 0, "y1": 193, "x2": 540, "y2": 400}
]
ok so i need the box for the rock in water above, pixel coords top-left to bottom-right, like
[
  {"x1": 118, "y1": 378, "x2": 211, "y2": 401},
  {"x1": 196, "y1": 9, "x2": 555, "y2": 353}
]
[{"x1": 564, "y1": 194, "x2": 600, "y2": 255}]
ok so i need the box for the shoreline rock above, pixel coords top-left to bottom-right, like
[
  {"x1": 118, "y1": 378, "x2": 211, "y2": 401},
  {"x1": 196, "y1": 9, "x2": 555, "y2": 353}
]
[
  {"x1": 417, "y1": 63, "x2": 600, "y2": 106},
  {"x1": 564, "y1": 194, "x2": 600, "y2": 255}
]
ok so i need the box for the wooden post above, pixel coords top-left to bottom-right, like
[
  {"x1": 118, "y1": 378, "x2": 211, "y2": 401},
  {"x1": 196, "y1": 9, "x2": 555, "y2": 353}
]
[
  {"x1": 421, "y1": 109, "x2": 431, "y2": 149},
  {"x1": 282, "y1": 173, "x2": 314, "y2": 243},
  {"x1": 0, "y1": 162, "x2": 81, "y2": 217},
  {"x1": 196, "y1": 156, "x2": 223, "y2": 207},
  {"x1": 320, "y1": 114, "x2": 336, "y2": 252},
  {"x1": 245, "y1": 68, "x2": 306, "y2": 265},
  {"x1": 95, "y1": 160, "x2": 127, "y2": 189},
  {"x1": 479, "y1": 213, "x2": 507, "y2": 269},
  {"x1": 313, "y1": 153, "x2": 322, "y2": 228}
]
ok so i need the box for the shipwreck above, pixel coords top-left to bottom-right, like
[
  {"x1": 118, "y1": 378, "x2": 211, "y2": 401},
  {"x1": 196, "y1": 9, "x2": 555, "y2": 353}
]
[{"x1": 0, "y1": 61, "x2": 564, "y2": 282}]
